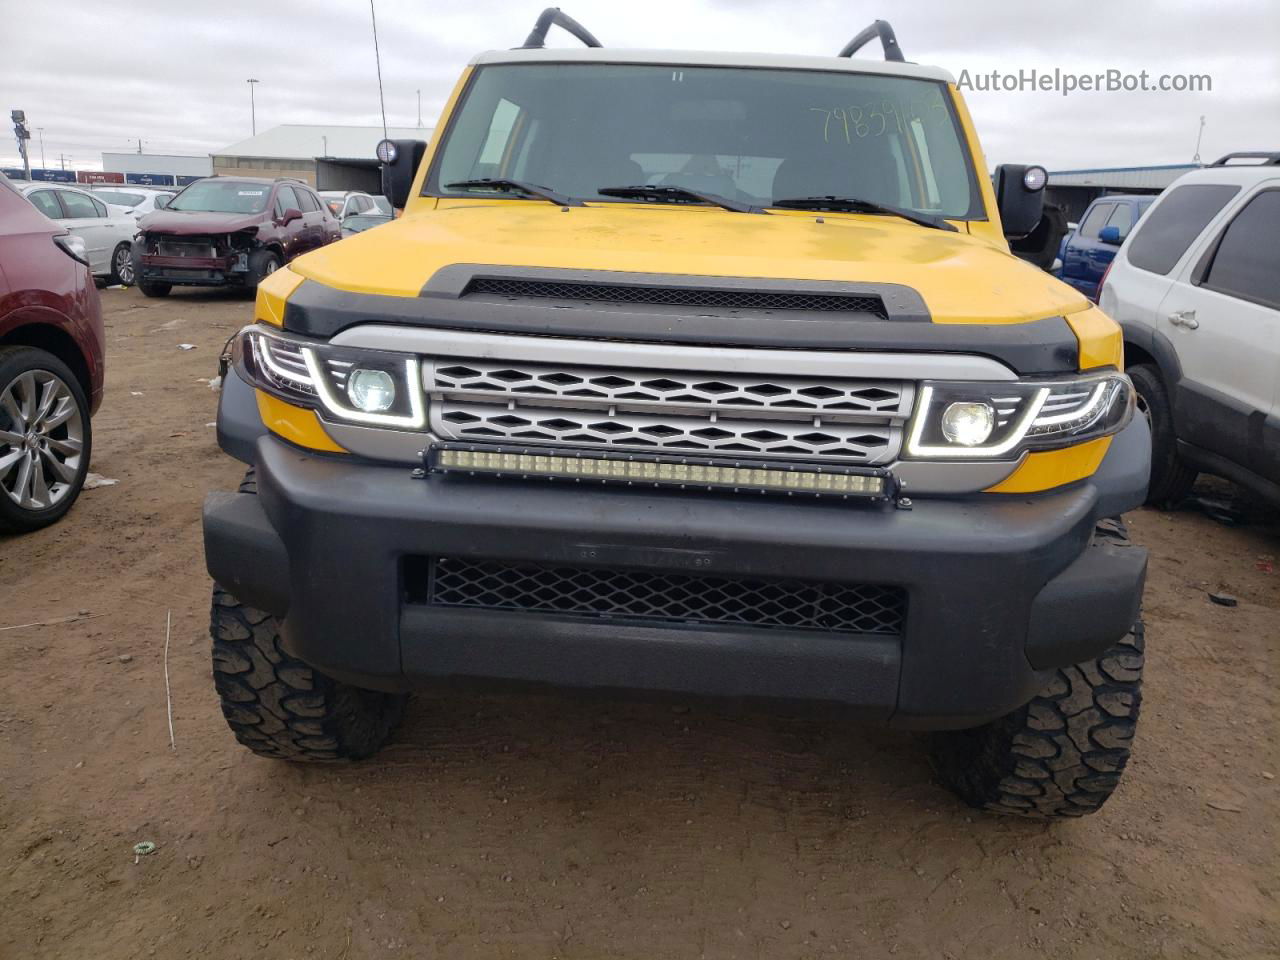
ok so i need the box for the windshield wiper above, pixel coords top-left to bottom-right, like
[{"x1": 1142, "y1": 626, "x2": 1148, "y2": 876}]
[
  {"x1": 597, "y1": 184, "x2": 764, "y2": 214},
  {"x1": 445, "y1": 178, "x2": 582, "y2": 207},
  {"x1": 771, "y1": 195, "x2": 957, "y2": 232}
]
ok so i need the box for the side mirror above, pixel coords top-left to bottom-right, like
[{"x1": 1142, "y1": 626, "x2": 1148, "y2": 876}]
[
  {"x1": 378, "y1": 138, "x2": 428, "y2": 210},
  {"x1": 279, "y1": 207, "x2": 302, "y2": 226},
  {"x1": 1098, "y1": 225, "x2": 1123, "y2": 246},
  {"x1": 153, "y1": 194, "x2": 170, "y2": 209},
  {"x1": 994, "y1": 164, "x2": 1048, "y2": 239}
]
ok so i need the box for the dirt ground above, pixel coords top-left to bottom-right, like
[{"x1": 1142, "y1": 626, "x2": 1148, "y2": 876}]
[{"x1": 1, "y1": 286, "x2": 1277, "y2": 960}]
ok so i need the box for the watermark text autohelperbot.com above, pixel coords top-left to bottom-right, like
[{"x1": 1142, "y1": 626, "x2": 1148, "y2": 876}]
[{"x1": 957, "y1": 68, "x2": 1212, "y2": 96}]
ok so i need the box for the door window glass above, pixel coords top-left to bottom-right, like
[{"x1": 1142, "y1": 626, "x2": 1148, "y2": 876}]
[
  {"x1": 1077, "y1": 202, "x2": 1113, "y2": 240},
  {"x1": 1201, "y1": 190, "x2": 1280, "y2": 309},
  {"x1": 1104, "y1": 202, "x2": 1132, "y2": 237},
  {"x1": 28, "y1": 190, "x2": 64, "y2": 219},
  {"x1": 275, "y1": 185, "x2": 300, "y2": 214},
  {"x1": 59, "y1": 190, "x2": 103, "y2": 219},
  {"x1": 1126, "y1": 183, "x2": 1241, "y2": 275}
]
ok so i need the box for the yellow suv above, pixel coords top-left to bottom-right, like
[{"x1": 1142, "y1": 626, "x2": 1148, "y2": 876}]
[{"x1": 204, "y1": 11, "x2": 1151, "y2": 818}]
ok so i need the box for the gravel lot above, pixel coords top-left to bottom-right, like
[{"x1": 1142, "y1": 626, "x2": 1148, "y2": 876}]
[{"x1": 2, "y1": 286, "x2": 1277, "y2": 959}]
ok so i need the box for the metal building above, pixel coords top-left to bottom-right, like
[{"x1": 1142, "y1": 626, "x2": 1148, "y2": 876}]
[
  {"x1": 1046, "y1": 164, "x2": 1200, "y2": 221},
  {"x1": 211, "y1": 124, "x2": 432, "y2": 191}
]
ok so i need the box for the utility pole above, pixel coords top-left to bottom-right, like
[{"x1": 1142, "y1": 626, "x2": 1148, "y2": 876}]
[
  {"x1": 417, "y1": 89, "x2": 423, "y2": 128},
  {"x1": 58, "y1": 153, "x2": 69, "y2": 170},
  {"x1": 37, "y1": 127, "x2": 45, "y2": 167},
  {"x1": 247, "y1": 78, "x2": 260, "y2": 136},
  {"x1": 135, "y1": 137, "x2": 144, "y2": 155},
  {"x1": 322, "y1": 135, "x2": 328, "y2": 157},
  {"x1": 11, "y1": 110, "x2": 32, "y2": 180}
]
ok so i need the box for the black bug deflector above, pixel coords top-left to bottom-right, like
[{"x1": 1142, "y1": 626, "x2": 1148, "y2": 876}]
[{"x1": 280, "y1": 268, "x2": 1082, "y2": 375}]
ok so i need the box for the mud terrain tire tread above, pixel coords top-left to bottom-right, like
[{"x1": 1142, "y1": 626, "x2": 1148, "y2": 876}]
[
  {"x1": 929, "y1": 519, "x2": 1144, "y2": 818},
  {"x1": 210, "y1": 470, "x2": 406, "y2": 761}
]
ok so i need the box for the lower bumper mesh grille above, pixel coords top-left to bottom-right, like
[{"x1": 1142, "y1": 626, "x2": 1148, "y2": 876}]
[{"x1": 423, "y1": 557, "x2": 906, "y2": 635}]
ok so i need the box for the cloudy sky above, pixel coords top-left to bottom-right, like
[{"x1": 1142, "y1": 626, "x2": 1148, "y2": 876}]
[{"x1": 4, "y1": 0, "x2": 1276, "y2": 172}]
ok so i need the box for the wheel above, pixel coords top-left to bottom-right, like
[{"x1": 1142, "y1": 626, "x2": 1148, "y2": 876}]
[
  {"x1": 0, "y1": 346, "x2": 92, "y2": 534},
  {"x1": 930, "y1": 521, "x2": 1145, "y2": 819},
  {"x1": 138, "y1": 281, "x2": 171, "y2": 298},
  {"x1": 245, "y1": 249, "x2": 281, "y2": 291},
  {"x1": 1128, "y1": 363, "x2": 1196, "y2": 505},
  {"x1": 109, "y1": 242, "x2": 134, "y2": 286}
]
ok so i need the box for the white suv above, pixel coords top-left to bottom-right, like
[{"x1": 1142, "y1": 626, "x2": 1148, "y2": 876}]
[{"x1": 1100, "y1": 153, "x2": 1279, "y2": 506}]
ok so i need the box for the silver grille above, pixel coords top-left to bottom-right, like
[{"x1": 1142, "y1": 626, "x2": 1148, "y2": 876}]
[{"x1": 425, "y1": 359, "x2": 913, "y2": 464}]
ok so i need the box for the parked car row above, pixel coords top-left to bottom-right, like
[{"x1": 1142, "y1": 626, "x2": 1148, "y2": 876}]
[
  {"x1": 12, "y1": 180, "x2": 138, "y2": 284},
  {"x1": 130, "y1": 177, "x2": 343, "y2": 296},
  {"x1": 88, "y1": 184, "x2": 177, "y2": 220},
  {"x1": 5, "y1": 175, "x2": 394, "y2": 295}
]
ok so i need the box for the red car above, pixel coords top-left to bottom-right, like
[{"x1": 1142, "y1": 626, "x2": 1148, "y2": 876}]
[
  {"x1": 132, "y1": 177, "x2": 341, "y2": 297},
  {"x1": 0, "y1": 173, "x2": 104, "y2": 533}
]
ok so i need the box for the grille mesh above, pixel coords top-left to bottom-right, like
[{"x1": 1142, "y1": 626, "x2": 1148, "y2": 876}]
[
  {"x1": 464, "y1": 277, "x2": 888, "y2": 318},
  {"x1": 427, "y1": 360, "x2": 912, "y2": 464},
  {"x1": 425, "y1": 557, "x2": 906, "y2": 635}
]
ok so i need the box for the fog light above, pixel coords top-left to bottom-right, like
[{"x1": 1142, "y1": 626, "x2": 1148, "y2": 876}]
[
  {"x1": 347, "y1": 369, "x2": 396, "y2": 413},
  {"x1": 941, "y1": 402, "x2": 995, "y2": 446}
]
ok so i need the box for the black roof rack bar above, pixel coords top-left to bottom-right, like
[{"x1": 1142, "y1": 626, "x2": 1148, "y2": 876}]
[
  {"x1": 520, "y1": 7, "x2": 602, "y2": 49},
  {"x1": 1209, "y1": 151, "x2": 1280, "y2": 166},
  {"x1": 837, "y1": 20, "x2": 904, "y2": 63}
]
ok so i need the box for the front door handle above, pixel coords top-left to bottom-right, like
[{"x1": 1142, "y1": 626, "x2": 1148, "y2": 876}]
[{"x1": 1168, "y1": 309, "x2": 1199, "y2": 329}]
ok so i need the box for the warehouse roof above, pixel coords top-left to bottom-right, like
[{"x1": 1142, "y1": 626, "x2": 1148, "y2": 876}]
[
  {"x1": 214, "y1": 124, "x2": 432, "y2": 161},
  {"x1": 1048, "y1": 164, "x2": 1201, "y2": 190}
]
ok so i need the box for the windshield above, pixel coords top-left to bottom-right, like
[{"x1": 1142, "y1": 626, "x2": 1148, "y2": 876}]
[
  {"x1": 168, "y1": 180, "x2": 271, "y2": 214},
  {"x1": 430, "y1": 63, "x2": 980, "y2": 219}
]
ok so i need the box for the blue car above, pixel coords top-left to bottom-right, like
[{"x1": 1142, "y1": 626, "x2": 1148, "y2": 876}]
[{"x1": 1057, "y1": 194, "x2": 1153, "y2": 301}]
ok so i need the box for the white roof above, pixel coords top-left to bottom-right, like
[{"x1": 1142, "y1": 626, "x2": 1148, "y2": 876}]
[
  {"x1": 1163, "y1": 162, "x2": 1280, "y2": 188},
  {"x1": 214, "y1": 124, "x2": 432, "y2": 161},
  {"x1": 471, "y1": 47, "x2": 954, "y2": 83},
  {"x1": 1048, "y1": 165, "x2": 1200, "y2": 190}
]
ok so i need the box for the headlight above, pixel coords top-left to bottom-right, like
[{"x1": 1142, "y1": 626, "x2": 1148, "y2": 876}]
[
  {"x1": 905, "y1": 372, "x2": 1133, "y2": 459},
  {"x1": 233, "y1": 326, "x2": 425, "y2": 429}
]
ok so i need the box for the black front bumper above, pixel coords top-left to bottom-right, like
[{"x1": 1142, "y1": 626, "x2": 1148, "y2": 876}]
[{"x1": 203, "y1": 380, "x2": 1150, "y2": 730}]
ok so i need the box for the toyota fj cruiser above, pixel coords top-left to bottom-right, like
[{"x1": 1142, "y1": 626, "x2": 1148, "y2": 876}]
[{"x1": 203, "y1": 11, "x2": 1151, "y2": 818}]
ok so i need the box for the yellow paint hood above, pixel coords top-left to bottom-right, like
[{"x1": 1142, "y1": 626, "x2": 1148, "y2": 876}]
[{"x1": 292, "y1": 202, "x2": 1091, "y2": 325}]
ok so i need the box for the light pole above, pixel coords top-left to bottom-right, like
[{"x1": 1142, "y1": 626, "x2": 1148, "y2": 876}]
[
  {"x1": 247, "y1": 78, "x2": 260, "y2": 136},
  {"x1": 37, "y1": 127, "x2": 45, "y2": 167}
]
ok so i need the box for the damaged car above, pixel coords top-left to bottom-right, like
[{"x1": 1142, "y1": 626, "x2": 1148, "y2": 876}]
[{"x1": 131, "y1": 177, "x2": 340, "y2": 297}]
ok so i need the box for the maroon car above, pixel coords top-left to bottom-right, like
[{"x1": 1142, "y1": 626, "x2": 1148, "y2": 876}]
[
  {"x1": 0, "y1": 172, "x2": 104, "y2": 533},
  {"x1": 132, "y1": 177, "x2": 341, "y2": 297}
]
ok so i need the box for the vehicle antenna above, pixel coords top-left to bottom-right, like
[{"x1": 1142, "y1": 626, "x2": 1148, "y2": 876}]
[{"x1": 370, "y1": 0, "x2": 388, "y2": 141}]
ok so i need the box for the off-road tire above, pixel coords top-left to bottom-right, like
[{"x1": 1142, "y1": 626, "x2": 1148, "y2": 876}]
[
  {"x1": 1128, "y1": 363, "x2": 1196, "y2": 506},
  {"x1": 138, "y1": 281, "x2": 171, "y2": 298},
  {"x1": 930, "y1": 520, "x2": 1144, "y2": 818},
  {"x1": 210, "y1": 469, "x2": 407, "y2": 760},
  {"x1": 211, "y1": 587, "x2": 408, "y2": 760}
]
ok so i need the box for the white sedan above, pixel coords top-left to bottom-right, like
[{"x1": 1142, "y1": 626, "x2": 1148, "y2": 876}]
[
  {"x1": 89, "y1": 185, "x2": 177, "y2": 221},
  {"x1": 15, "y1": 182, "x2": 138, "y2": 284}
]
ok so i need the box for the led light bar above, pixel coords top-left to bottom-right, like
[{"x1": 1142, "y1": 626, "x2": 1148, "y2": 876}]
[{"x1": 428, "y1": 444, "x2": 894, "y2": 500}]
